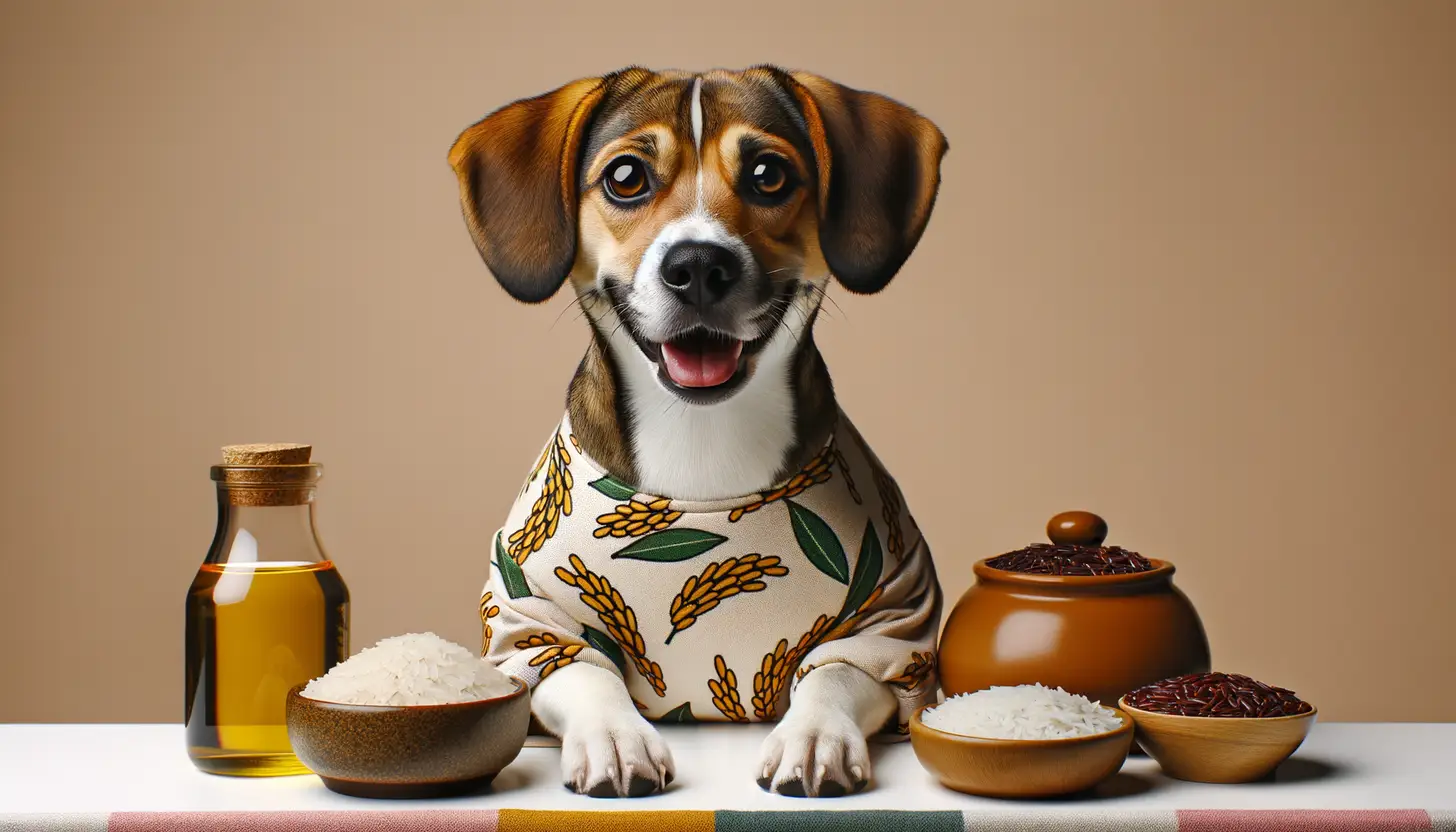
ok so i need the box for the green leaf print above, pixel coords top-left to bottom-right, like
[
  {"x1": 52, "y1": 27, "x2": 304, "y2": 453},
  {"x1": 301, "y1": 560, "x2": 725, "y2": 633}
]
[
  {"x1": 786, "y1": 500, "x2": 849, "y2": 584},
  {"x1": 583, "y1": 625, "x2": 628, "y2": 675},
  {"x1": 660, "y1": 702, "x2": 697, "y2": 723},
  {"x1": 589, "y1": 475, "x2": 638, "y2": 501},
  {"x1": 611, "y1": 528, "x2": 728, "y2": 562},
  {"x1": 836, "y1": 519, "x2": 883, "y2": 625},
  {"x1": 494, "y1": 532, "x2": 532, "y2": 600}
]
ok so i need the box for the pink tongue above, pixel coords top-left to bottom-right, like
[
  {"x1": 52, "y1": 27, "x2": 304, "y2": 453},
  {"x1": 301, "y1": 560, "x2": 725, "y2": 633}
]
[{"x1": 661, "y1": 339, "x2": 744, "y2": 388}]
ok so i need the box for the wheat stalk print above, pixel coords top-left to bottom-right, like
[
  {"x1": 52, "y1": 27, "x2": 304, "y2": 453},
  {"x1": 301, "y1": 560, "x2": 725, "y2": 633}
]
[
  {"x1": 666, "y1": 554, "x2": 789, "y2": 644},
  {"x1": 507, "y1": 434, "x2": 574, "y2": 564},
  {"x1": 751, "y1": 641, "x2": 792, "y2": 720},
  {"x1": 729, "y1": 442, "x2": 835, "y2": 522},
  {"x1": 748, "y1": 580, "x2": 887, "y2": 720},
  {"x1": 751, "y1": 614, "x2": 834, "y2": 720},
  {"x1": 479, "y1": 591, "x2": 501, "y2": 655},
  {"x1": 874, "y1": 466, "x2": 904, "y2": 557},
  {"x1": 708, "y1": 655, "x2": 749, "y2": 722},
  {"x1": 888, "y1": 650, "x2": 937, "y2": 692},
  {"x1": 554, "y1": 553, "x2": 668, "y2": 697},
  {"x1": 513, "y1": 633, "x2": 582, "y2": 679},
  {"x1": 594, "y1": 497, "x2": 682, "y2": 538}
]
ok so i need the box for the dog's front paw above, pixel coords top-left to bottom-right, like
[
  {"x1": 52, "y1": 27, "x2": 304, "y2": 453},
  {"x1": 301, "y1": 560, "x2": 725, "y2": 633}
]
[
  {"x1": 561, "y1": 713, "x2": 674, "y2": 798},
  {"x1": 757, "y1": 712, "x2": 871, "y2": 797}
]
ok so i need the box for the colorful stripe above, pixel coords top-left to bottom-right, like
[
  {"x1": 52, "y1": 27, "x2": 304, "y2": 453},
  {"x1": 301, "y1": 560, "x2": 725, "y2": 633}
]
[
  {"x1": 0, "y1": 815, "x2": 108, "y2": 832},
  {"x1": 496, "y1": 810, "x2": 711, "y2": 832},
  {"x1": 108, "y1": 812, "x2": 500, "y2": 831},
  {"x1": 0, "y1": 810, "x2": 1450, "y2": 831},
  {"x1": 1177, "y1": 810, "x2": 1435, "y2": 831},
  {"x1": 962, "y1": 810, "x2": 1180, "y2": 831},
  {"x1": 717, "y1": 811, "x2": 962, "y2": 832}
]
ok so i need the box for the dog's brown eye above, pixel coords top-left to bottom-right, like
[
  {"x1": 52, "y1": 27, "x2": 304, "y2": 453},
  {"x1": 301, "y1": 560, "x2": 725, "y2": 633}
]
[
  {"x1": 604, "y1": 157, "x2": 650, "y2": 203},
  {"x1": 747, "y1": 155, "x2": 793, "y2": 200}
]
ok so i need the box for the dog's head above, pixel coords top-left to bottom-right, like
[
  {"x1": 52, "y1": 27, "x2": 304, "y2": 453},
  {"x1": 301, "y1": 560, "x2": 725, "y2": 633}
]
[{"x1": 449, "y1": 67, "x2": 947, "y2": 405}]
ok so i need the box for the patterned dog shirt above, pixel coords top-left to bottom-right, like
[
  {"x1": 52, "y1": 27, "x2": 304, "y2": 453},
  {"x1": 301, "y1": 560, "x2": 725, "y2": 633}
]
[{"x1": 479, "y1": 410, "x2": 942, "y2": 734}]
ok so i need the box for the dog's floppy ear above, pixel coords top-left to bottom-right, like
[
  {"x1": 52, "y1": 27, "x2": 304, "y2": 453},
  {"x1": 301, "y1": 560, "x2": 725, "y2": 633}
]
[
  {"x1": 782, "y1": 71, "x2": 948, "y2": 294},
  {"x1": 447, "y1": 75, "x2": 613, "y2": 303}
]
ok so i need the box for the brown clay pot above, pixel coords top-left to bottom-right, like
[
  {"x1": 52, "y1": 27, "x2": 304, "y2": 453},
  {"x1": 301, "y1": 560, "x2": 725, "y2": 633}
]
[{"x1": 938, "y1": 511, "x2": 1211, "y2": 709}]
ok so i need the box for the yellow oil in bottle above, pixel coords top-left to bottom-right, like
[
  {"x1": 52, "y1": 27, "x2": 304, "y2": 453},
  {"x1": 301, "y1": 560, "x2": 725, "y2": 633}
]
[{"x1": 185, "y1": 560, "x2": 348, "y2": 776}]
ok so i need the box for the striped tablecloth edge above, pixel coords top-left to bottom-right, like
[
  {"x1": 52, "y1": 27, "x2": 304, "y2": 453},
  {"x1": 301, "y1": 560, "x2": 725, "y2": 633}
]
[{"x1": 0, "y1": 809, "x2": 1450, "y2": 831}]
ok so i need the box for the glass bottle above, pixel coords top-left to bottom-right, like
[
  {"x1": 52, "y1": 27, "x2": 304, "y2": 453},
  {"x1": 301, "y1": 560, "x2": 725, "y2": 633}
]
[{"x1": 185, "y1": 443, "x2": 349, "y2": 776}]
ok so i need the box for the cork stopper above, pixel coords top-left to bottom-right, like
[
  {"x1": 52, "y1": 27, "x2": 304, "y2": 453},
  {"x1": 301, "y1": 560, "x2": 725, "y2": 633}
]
[
  {"x1": 213, "y1": 443, "x2": 320, "y2": 507},
  {"x1": 221, "y1": 443, "x2": 312, "y2": 466}
]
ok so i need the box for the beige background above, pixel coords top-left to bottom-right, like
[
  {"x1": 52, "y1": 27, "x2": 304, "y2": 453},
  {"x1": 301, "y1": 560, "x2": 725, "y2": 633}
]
[{"x1": 2, "y1": 0, "x2": 1453, "y2": 724}]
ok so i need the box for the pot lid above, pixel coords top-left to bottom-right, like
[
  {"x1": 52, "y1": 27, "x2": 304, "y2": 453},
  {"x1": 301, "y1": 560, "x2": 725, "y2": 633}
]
[{"x1": 984, "y1": 511, "x2": 1158, "y2": 576}]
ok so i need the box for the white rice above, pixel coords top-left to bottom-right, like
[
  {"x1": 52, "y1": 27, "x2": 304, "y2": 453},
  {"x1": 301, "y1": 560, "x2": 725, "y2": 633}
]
[
  {"x1": 921, "y1": 683, "x2": 1123, "y2": 740},
  {"x1": 300, "y1": 632, "x2": 517, "y2": 706}
]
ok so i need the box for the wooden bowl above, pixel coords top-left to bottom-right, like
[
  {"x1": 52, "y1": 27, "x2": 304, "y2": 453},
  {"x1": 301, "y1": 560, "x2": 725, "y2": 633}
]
[
  {"x1": 908, "y1": 703, "x2": 1135, "y2": 798},
  {"x1": 1118, "y1": 697, "x2": 1317, "y2": 783},
  {"x1": 285, "y1": 679, "x2": 530, "y2": 798}
]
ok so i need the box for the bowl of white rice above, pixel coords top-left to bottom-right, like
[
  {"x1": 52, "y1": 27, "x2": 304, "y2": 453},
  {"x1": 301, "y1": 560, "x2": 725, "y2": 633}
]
[
  {"x1": 909, "y1": 683, "x2": 1134, "y2": 798},
  {"x1": 285, "y1": 632, "x2": 529, "y2": 798}
]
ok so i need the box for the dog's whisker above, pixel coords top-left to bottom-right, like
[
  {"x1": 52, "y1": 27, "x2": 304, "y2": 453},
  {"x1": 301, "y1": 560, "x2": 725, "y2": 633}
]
[
  {"x1": 550, "y1": 295, "x2": 589, "y2": 330},
  {"x1": 805, "y1": 297, "x2": 839, "y2": 324},
  {"x1": 774, "y1": 285, "x2": 832, "y2": 327},
  {"x1": 801, "y1": 280, "x2": 846, "y2": 321},
  {"x1": 560, "y1": 290, "x2": 631, "y2": 328},
  {"x1": 767, "y1": 297, "x2": 807, "y2": 352}
]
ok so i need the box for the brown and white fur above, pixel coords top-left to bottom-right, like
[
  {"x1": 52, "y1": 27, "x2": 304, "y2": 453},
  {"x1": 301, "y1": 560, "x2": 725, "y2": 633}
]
[{"x1": 449, "y1": 66, "x2": 946, "y2": 798}]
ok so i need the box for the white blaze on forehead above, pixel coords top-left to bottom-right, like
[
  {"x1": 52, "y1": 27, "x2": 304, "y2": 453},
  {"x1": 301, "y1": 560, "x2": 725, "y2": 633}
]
[
  {"x1": 690, "y1": 77, "x2": 704, "y2": 152},
  {"x1": 690, "y1": 77, "x2": 705, "y2": 207}
]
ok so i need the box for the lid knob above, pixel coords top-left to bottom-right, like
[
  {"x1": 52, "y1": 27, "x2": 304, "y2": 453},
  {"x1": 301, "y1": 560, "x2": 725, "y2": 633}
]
[{"x1": 1047, "y1": 510, "x2": 1108, "y2": 546}]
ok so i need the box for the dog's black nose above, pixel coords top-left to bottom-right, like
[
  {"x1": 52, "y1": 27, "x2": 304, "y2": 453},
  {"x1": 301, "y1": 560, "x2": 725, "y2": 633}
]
[{"x1": 660, "y1": 242, "x2": 742, "y2": 308}]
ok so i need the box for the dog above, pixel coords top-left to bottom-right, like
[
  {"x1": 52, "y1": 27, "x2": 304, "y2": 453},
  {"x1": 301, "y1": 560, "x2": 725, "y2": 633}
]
[{"x1": 450, "y1": 66, "x2": 947, "y2": 798}]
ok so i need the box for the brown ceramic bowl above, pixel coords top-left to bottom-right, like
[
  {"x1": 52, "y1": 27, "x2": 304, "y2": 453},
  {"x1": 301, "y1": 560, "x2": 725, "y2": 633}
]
[
  {"x1": 908, "y1": 703, "x2": 1135, "y2": 798},
  {"x1": 938, "y1": 512, "x2": 1211, "y2": 709},
  {"x1": 1119, "y1": 697, "x2": 1318, "y2": 783},
  {"x1": 285, "y1": 679, "x2": 530, "y2": 798}
]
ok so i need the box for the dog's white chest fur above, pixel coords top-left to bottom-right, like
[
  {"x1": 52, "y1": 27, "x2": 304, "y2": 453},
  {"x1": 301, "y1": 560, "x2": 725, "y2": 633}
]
[{"x1": 616, "y1": 333, "x2": 797, "y2": 501}]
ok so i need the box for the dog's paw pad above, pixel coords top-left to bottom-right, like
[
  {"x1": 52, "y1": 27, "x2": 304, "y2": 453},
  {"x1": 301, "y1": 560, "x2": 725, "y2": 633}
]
[
  {"x1": 627, "y1": 773, "x2": 659, "y2": 797},
  {"x1": 585, "y1": 779, "x2": 620, "y2": 799},
  {"x1": 770, "y1": 777, "x2": 807, "y2": 797}
]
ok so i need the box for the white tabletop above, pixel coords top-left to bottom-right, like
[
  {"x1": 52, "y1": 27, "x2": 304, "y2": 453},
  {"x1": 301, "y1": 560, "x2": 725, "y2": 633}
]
[{"x1": 2, "y1": 723, "x2": 1454, "y2": 814}]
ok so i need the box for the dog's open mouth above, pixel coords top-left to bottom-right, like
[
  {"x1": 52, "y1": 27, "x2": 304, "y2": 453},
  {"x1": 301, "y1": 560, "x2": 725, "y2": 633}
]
[
  {"x1": 601, "y1": 276, "x2": 795, "y2": 404},
  {"x1": 659, "y1": 331, "x2": 745, "y2": 389},
  {"x1": 627, "y1": 327, "x2": 756, "y2": 404}
]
